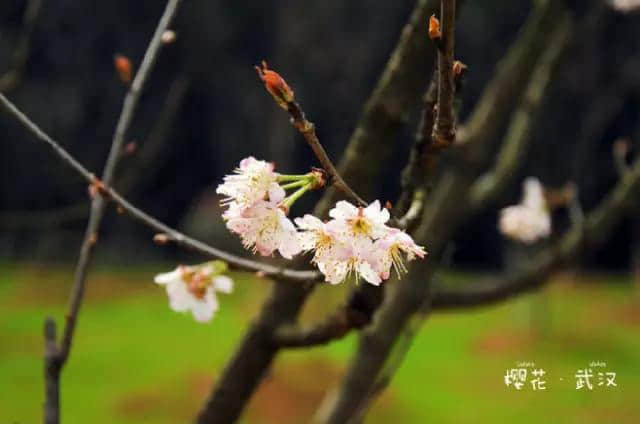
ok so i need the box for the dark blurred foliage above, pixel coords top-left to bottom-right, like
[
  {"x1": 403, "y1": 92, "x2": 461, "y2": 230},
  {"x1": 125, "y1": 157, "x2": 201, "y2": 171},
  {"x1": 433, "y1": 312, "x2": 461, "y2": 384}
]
[{"x1": 1, "y1": 0, "x2": 639, "y2": 269}]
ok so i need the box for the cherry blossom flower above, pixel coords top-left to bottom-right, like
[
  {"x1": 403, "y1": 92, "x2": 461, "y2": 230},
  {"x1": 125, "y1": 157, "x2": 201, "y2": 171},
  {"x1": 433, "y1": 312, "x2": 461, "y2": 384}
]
[
  {"x1": 154, "y1": 261, "x2": 233, "y2": 323},
  {"x1": 371, "y1": 229, "x2": 427, "y2": 280},
  {"x1": 321, "y1": 237, "x2": 382, "y2": 286},
  {"x1": 499, "y1": 178, "x2": 551, "y2": 244},
  {"x1": 295, "y1": 214, "x2": 350, "y2": 284},
  {"x1": 216, "y1": 156, "x2": 279, "y2": 207},
  {"x1": 328, "y1": 200, "x2": 390, "y2": 240},
  {"x1": 224, "y1": 184, "x2": 301, "y2": 259},
  {"x1": 297, "y1": 203, "x2": 425, "y2": 285}
]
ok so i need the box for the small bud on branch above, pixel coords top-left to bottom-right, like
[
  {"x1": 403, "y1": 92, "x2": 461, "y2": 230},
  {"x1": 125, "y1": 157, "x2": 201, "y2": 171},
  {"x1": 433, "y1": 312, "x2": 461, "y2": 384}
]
[
  {"x1": 255, "y1": 60, "x2": 295, "y2": 110},
  {"x1": 452, "y1": 60, "x2": 468, "y2": 78},
  {"x1": 123, "y1": 141, "x2": 137, "y2": 156},
  {"x1": 161, "y1": 30, "x2": 177, "y2": 44},
  {"x1": 153, "y1": 233, "x2": 170, "y2": 245},
  {"x1": 428, "y1": 14, "x2": 442, "y2": 41},
  {"x1": 114, "y1": 54, "x2": 133, "y2": 84}
]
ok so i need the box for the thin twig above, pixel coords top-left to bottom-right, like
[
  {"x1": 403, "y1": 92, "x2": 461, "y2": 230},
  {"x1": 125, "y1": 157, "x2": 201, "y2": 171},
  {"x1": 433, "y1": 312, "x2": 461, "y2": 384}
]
[
  {"x1": 0, "y1": 92, "x2": 321, "y2": 283},
  {"x1": 38, "y1": 2, "x2": 185, "y2": 421},
  {"x1": 396, "y1": 72, "x2": 439, "y2": 215},
  {"x1": 1, "y1": 75, "x2": 191, "y2": 230},
  {"x1": 313, "y1": 0, "x2": 443, "y2": 216},
  {"x1": 287, "y1": 101, "x2": 367, "y2": 207},
  {"x1": 431, "y1": 0, "x2": 457, "y2": 147}
]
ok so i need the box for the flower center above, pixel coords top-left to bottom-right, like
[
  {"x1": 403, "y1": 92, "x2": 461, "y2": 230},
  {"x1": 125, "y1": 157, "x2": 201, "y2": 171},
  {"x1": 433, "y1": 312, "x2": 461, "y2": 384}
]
[
  {"x1": 183, "y1": 268, "x2": 212, "y2": 299},
  {"x1": 350, "y1": 217, "x2": 372, "y2": 236}
]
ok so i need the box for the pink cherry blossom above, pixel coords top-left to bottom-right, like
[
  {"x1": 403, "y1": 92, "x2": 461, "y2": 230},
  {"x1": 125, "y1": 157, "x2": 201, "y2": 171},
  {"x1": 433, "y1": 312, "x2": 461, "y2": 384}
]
[
  {"x1": 321, "y1": 237, "x2": 382, "y2": 285},
  {"x1": 154, "y1": 263, "x2": 233, "y2": 323},
  {"x1": 224, "y1": 185, "x2": 301, "y2": 259},
  {"x1": 328, "y1": 200, "x2": 390, "y2": 240},
  {"x1": 371, "y1": 229, "x2": 427, "y2": 280},
  {"x1": 216, "y1": 156, "x2": 279, "y2": 207},
  {"x1": 295, "y1": 214, "x2": 350, "y2": 284}
]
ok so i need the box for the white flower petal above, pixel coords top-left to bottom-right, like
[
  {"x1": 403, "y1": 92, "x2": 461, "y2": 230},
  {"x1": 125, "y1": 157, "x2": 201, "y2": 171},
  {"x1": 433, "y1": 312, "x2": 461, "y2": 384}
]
[
  {"x1": 213, "y1": 276, "x2": 234, "y2": 294},
  {"x1": 154, "y1": 269, "x2": 182, "y2": 285}
]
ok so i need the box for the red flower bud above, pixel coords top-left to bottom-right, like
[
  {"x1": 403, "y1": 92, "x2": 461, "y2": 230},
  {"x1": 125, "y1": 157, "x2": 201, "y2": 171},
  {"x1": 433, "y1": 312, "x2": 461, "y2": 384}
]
[
  {"x1": 428, "y1": 15, "x2": 441, "y2": 41},
  {"x1": 255, "y1": 60, "x2": 294, "y2": 110},
  {"x1": 114, "y1": 54, "x2": 133, "y2": 84}
]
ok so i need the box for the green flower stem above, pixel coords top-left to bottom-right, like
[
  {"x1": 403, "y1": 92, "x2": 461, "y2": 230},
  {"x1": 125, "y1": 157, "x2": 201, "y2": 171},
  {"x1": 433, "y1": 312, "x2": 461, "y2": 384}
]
[
  {"x1": 281, "y1": 183, "x2": 313, "y2": 209},
  {"x1": 280, "y1": 180, "x2": 311, "y2": 190},
  {"x1": 277, "y1": 174, "x2": 310, "y2": 182}
]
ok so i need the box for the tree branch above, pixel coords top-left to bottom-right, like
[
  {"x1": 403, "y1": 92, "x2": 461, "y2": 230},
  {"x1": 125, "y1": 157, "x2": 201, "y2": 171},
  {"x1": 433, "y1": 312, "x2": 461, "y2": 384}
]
[
  {"x1": 396, "y1": 72, "x2": 438, "y2": 215},
  {"x1": 196, "y1": 2, "x2": 446, "y2": 421},
  {"x1": 431, "y1": 0, "x2": 457, "y2": 147},
  {"x1": 287, "y1": 101, "x2": 367, "y2": 207},
  {"x1": 0, "y1": 92, "x2": 321, "y2": 283},
  {"x1": 37, "y1": 2, "x2": 185, "y2": 422},
  {"x1": 469, "y1": 18, "x2": 573, "y2": 209},
  {"x1": 273, "y1": 284, "x2": 384, "y2": 348},
  {"x1": 1, "y1": 74, "x2": 191, "y2": 230},
  {"x1": 313, "y1": 0, "x2": 442, "y2": 216},
  {"x1": 319, "y1": 5, "x2": 575, "y2": 420}
]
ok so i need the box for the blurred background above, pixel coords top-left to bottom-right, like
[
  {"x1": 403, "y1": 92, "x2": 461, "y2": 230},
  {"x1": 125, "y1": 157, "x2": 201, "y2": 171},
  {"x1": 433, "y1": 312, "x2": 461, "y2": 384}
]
[{"x1": 1, "y1": 0, "x2": 639, "y2": 423}]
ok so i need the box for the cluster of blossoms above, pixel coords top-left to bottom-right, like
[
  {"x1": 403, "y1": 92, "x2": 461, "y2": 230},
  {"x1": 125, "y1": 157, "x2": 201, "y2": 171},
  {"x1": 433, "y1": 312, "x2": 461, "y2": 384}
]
[
  {"x1": 154, "y1": 261, "x2": 233, "y2": 322},
  {"x1": 499, "y1": 177, "x2": 551, "y2": 244},
  {"x1": 154, "y1": 157, "x2": 426, "y2": 323},
  {"x1": 218, "y1": 157, "x2": 426, "y2": 286},
  {"x1": 296, "y1": 201, "x2": 426, "y2": 285}
]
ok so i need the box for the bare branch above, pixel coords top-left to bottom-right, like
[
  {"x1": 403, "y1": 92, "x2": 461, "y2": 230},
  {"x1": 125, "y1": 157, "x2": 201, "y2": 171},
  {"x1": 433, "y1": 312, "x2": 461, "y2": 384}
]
[
  {"x1": 396, "y1": 73, "x2": 438, "y2": 215},
  {"x1": 0, "y1": 92, "x2": 321, "y2": 283},
  {"x1": 287, "y1": 101, "x2": 367, "y2": 207},
  {"x1": 43, "y1": 318, "x2": 60, "y2": 424},
  {"x1": 1, "y1": 75, "x2": 191, "y2": 230},
  {"x1": 118, "y1": 74, "x2": 191, "y2": 193},
  {"x1": 314, "y1": 0, "x2": 443, "y2": 216},
  {"x1": 431, "y1": 0, "x2": 457, "y2": 147},
  {"x1": 36, "y1": 2, "x2": 185, "y2": 422}
]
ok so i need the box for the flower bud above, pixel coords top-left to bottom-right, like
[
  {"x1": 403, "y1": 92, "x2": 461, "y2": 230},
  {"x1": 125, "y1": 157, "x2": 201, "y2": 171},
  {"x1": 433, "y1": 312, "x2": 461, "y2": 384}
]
[
  {"x1": 428, "y1": 15, "x2": 441, "y2": 41},
  {"x1": 114, "y1": 54, "x2": 133, "y2": 84},
  {"x1": 153, "y1": 233, "x2": 170, "y2": 245},
  {"x1": 255, "y1": 60, "x2": 295, "y2": 110},
  {"x1": 161, "y1": 30, "x2": 177, "y2": 44}
]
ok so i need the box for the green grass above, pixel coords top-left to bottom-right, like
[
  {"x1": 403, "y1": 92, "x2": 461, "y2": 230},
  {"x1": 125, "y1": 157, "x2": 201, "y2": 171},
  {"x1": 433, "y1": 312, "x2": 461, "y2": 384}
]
[{"x1": 1, "y1": 263, "x2": 639, "y2": 423}]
